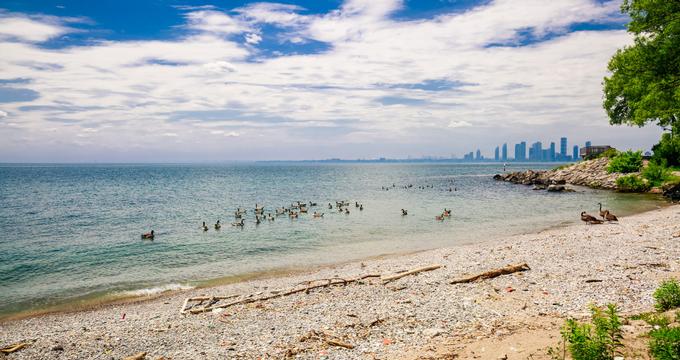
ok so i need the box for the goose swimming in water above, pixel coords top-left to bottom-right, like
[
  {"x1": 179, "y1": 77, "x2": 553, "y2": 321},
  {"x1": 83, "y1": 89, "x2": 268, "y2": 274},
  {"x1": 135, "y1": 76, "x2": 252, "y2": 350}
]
[
  {"x1": 443, "y1": 209, "x2": 451, "y2": 217},
  {"x1": 328, "y1": 203, "x2": 333, "y2": 209},
  {"x1": 401, "y1": 209, "x2": 408, "y2": 216},
  {"x1": 141, "y1": 230, "x2": 154, "y2": 240},
  {"x1": 604, "y1": 210, "x2": 618, "y2": 222},
  {"x1": 345, "y1": 208, "x2": 350, "y2": 215},
  {"x1": 201, "y1": 222, "x2": 209, "y2": 231},
  {"x1": 232, "y1": 219, "x2": 244, "y2": 227},
  {"x1": 359, "y1": 204, "x2": 363, "y2": 211},
  {"x1": 313, "y1": 212, "x2": 324, "y2": 218},
  {"x1": 214, "y1": 220, "x2": 221, "y2": 230}
]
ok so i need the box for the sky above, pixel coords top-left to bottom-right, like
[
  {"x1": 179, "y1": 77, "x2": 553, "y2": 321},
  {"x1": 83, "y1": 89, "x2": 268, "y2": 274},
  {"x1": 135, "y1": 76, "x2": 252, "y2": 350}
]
[{"x1": 0, "y1": 0, "x2": 665, "y2": 162}]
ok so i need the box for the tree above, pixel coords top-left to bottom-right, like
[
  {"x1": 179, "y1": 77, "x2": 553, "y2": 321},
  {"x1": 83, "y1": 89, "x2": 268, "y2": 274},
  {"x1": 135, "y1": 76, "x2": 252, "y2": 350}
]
[{"x1": 603, "y1": 0, "x2": 680, "y2": 130}]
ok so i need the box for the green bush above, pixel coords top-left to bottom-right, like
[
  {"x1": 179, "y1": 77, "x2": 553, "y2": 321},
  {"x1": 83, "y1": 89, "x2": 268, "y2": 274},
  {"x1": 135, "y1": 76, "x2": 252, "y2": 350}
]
[
  {"x1": 560, "y1": 304, "x2": 623, "y2": 360},
  {"x1": 607, "y1": 150, "x2": 643, "y2": 173},
  {"x1": 649, "y1": 326, "x2": 680, "y2": 360},
  {"x1": 616, "y1": 174, "x2": 651, "y2": 192},
  {"x1": 652, "y1": 132, "x2": 680, "y2": 168},
  {"x1": 642, "y1": 160, "x2": 675, "y2": 187},
  {"x1": 654, "y1": 279, "x2": 680, "y2": 311}
]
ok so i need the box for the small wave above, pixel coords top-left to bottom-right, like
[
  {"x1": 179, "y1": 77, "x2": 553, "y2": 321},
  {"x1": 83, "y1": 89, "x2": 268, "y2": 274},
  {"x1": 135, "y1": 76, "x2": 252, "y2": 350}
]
[{"x1": 119, "y1": 283, "x2": 194, "y2": 297}]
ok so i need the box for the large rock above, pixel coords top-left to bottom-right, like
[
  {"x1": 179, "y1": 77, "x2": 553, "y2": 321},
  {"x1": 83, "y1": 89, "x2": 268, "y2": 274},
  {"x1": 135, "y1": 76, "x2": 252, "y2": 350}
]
[{"x1": 662, "y1": 182, "x2": 680, "y2": 201}]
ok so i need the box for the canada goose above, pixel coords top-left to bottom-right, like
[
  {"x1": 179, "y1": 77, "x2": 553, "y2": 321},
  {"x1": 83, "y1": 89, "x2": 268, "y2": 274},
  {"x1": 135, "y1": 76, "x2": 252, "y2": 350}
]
[
  {"x1": 401, "y1": 209, "x2": 408, "y2": 216},
  {"x1": 232, "y1": 219, "x2": 244, "y2": 227},
  {"x1": 235, "y1": 212, "x2": 242, "y2": 219},
  {"x1": 313, "y1": 212, "x2": 324, "y2": 218},
  {"x1": 345, "y1": 208, "x2": 350, "y2": 215},
  {"x1": 435, "y1": 215, "x2": 444, "y2": 221},
  {"x1": 597, "y1": 203, "x2": 608, "y2": 219},
  {"x1": 300, "y1": 206, "x2": 308, "y2": 213},
  {"x1": 309, "y1": 202, "x2": 317, "y2": 207},
  {"x1": 581, "y1": 212, "x2": 603, "y2": 224},
  {"x1": 328, "y1": 203, "x2": 333, "y2": 209},
  {"x1": 289, "y1": 211, "x2": 298, "y2": 218},
  {"x1": 359, "y1": 204, "x2": 363, "y2": 211},
  {"x1": 214, "y1": 220, "x2": 221, "y2": 230},
  {"x1": 443, "y1": 209, "x2": 451, "y2": 217},
  {"x1": 236, "y1": 208, "x2": 246, "y2": 215},
  {"x1": 355, "y1": 202, "x2": 359, "y2": 208},
  {"x1": 141, "y1": 230, "x2": 154, "y2": 240},
  {"x1": 201, "y1": 222, "x2": 209, "y2": 231},
  {"x1": 604, "y1": 210, "x2": 618, "y2": 222},
  {"x1": 255, "y1": 216, "x2": 261, "y2": 225}
]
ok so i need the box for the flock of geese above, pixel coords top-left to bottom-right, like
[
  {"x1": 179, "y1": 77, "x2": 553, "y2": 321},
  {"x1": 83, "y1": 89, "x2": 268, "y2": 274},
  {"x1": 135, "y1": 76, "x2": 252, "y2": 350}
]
[
  {"x1": 382, "y1": 180, "x2": 458, "y2": 192},
  {"x1": 580, "y1": 202, "x2": 618, "y2": 224},
  {"x1": 140, "y1": 201, "x2": 458, "y2": 239}
]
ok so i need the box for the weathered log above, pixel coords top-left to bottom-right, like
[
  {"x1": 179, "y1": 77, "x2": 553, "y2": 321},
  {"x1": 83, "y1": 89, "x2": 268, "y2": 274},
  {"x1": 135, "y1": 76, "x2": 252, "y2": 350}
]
[
  {"x1": 326, "y1": 339, "x2": 354, "y2": 349},
  {"x1": 0, "y1": 342, "x2": 28, "y2": 354},
  {"x1": 449, "y1": 263, "x2": 530, "y2": 284},
  {"x1": 381, "y1": 264, "x2": 442, "y2": 283},
  {"x1": 123, "y1": 352, "x2": 146, "y2": 360}
]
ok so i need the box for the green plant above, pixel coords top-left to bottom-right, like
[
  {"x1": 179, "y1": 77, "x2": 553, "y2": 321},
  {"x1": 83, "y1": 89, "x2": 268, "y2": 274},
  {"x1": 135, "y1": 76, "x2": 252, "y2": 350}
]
[
  {"x1": 599, "y1": 148, "x2": 619, "y2": 159},
  {"x1": 654, "y1": 279, "x2": 680, "y2": 311},
  {"x1": 649, "y1": 326, "x2": 680, "y2": 360},
  {"x1": 560, "y1": 304, "x2": 623, "y2": 360},
  {"x1": 652, "y1": 132, "x2": 680, "y2": 168},
  {"x1": 616, "y1": 174, "x2": 651, "y2": 192},
  {"x1": 553, "y1": 163, "x2": 574, "y2": 171},
  {"x1": 607, "y1": 150, "x2": 643, "y2": 173},
  {"x1": 642, "y1": 160, "x2": 675, "y2": 187}
]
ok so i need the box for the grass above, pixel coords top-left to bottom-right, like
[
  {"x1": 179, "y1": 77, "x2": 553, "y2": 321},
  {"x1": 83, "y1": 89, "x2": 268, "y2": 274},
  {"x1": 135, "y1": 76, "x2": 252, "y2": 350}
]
[
  {"x1": 649, "y1": 326, "x2": 680, "y2": 360},
  {"x1": 654, "y1": 279, "x2": 680, "y2": 311},
  {"x1": 549, "y1": 304, "x2": 623, "y2": 360}
]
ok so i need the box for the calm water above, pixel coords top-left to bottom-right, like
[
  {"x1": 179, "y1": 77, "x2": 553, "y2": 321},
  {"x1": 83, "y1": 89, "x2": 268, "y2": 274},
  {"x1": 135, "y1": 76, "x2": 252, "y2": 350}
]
[{"x1": 0, "y1": 163, "x2": 665, "y2": 317}]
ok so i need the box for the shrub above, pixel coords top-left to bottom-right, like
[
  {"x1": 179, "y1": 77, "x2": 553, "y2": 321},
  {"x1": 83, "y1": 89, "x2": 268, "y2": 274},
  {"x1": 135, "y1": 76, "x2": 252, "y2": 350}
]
[
  {"x1": 607, "y1": 150, "x2": 643, "y2": 173},
  {"x1": 649, "y1": 326, "x2": 680, "y2": 360},
  {"x1": 654, "y1": 279, "x2": 680, "y2": 311},
  {"x1": 560, "y1": 304, "x2": 623, "y2": 360},
  {"x1": 616, "y1": 174, "x2": 651, "y2": 192},
  {"x1": 652, "y1": 132, "x2": 680, "y2": 168},
  {"x1": 643, "y1": 160, "x2": 675, "y2": 187}
]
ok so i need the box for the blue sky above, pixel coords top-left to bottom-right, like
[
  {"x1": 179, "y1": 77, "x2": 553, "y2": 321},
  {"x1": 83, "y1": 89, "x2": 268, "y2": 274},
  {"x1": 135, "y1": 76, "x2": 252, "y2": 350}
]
[{"x1": 0, "y1": 0, "x2": 663, "y2": 162}]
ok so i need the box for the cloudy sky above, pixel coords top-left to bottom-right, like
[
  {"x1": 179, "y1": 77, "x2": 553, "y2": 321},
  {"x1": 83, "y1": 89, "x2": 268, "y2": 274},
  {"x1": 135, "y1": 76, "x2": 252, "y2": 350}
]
[{"x1": 0, "y1": 0, "x2": 663, "y2": 162}]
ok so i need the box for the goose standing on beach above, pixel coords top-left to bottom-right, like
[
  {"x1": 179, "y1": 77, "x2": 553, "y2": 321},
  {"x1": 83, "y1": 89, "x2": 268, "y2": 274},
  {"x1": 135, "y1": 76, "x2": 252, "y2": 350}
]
[
  {"x1": 604, "y1": 210, "x2": 618, "y2": 222},
  {"x1": 597, "y1": 203, "x2": 608, "y2": 219},
  {"x1": 581, "y1": 211, "x2": 603, "y2": 224}
]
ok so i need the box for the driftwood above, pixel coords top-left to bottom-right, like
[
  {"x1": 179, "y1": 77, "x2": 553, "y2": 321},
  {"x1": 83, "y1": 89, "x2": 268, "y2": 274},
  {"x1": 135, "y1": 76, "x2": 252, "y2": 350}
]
[
  {"x1": 381, "y1": 264, "x2": 442, "y2": 283},
  {"x1": 181, "y1": 263, "x2": 443, "y2": 314},
  {"x1": 0, "y1": 342, "x2": 28, "y2": 354},
  {"x1": 449, "y1": 263, "x2": 530, "y2": 284},
  {"x1": 123, "y1": 352, "x2": 146, "y2": 360}
]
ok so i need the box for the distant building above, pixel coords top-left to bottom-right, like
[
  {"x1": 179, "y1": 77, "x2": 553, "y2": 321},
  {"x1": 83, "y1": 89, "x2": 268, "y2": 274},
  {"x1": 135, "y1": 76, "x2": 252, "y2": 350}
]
[
  {"x1": 463, "y1": 152, "x2": 474, "y2": 161},
  {"x1": 475, "y1": 149, "x2": 482, "y2": 160},
  {"x1": 501, "y1": 143, "x2": 508, "y2": 161},
  {"x1": 585, "y1": 141, "x2": 592, "y2": 148},
  {"x1": 573, "y1": 145, "x2": 579, "y2": 160},
  {"x1": 494, "y1": 146, "x2": 500, "y2": 161},
  {"x1": 549, "y1": 142, "x2": 556, "y2": 161},
  {"x1": 580, "y1": 145, "x2": 612, "y2": 159},
  {"x1": 560, "y1": 137, "x2": 567, "y2": 159},
  {"x1": 514, "y1": 141, "x2": 526, "y2": 161},
  {"x1": 530, "y1": 141, "x2": 543, "y2": 161}
]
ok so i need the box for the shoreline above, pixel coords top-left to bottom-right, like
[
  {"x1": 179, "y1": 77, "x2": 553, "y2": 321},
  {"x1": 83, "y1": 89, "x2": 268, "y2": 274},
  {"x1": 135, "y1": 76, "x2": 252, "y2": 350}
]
[
  {"x1": 0, "y1": 196, "x2": 669, "y2": 324},
  {"x1": 1, "y1": 203, "x2": 678, "y2": 358}
]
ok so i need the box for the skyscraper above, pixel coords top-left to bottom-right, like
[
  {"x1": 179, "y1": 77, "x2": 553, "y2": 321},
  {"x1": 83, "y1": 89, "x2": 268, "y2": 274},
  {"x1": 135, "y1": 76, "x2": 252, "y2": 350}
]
[
  {"x1": 530, "y1": 141, "x2": 542, "y2": 161},
  {"x1": 494, "y1": 146, "x2": 500, "y2": 161},
  {"x1": 573, "y1": 145, "x2": 579, "y2": 160},
  {"x1": 585, "y1": 141, "x2": 592, "y2": 148},
  {"x1": 560, "y1": 137, "x2": 567, "y2": 159},
  {"x1": 475, "y1": 149, "x2": 482, "y2": 160},
  {"x1": 549, "y1": 142, "x2": 556, "y2": 161},
  {"x1": 501, "y1": 143, "x2": 508, "y2": 161}
]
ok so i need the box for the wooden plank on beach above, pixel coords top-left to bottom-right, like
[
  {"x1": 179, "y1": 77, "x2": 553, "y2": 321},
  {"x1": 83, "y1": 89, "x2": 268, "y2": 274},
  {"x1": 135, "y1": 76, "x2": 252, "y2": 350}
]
[{"x1": 449, "y1": 263, "x2": 530, "y2": 284}]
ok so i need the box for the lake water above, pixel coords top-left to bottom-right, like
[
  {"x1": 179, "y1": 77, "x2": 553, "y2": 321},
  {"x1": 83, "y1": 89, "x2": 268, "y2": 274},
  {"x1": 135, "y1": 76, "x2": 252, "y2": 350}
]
[{"x1": 0, "y1": 162, "x2": 665, "y2": 317}]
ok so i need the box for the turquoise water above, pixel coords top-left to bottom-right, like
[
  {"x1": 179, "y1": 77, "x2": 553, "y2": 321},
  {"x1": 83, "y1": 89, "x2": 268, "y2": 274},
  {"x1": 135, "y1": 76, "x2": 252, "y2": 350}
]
[{"x1": 0, "y1": 163, "x2": 665, "y2": 317}]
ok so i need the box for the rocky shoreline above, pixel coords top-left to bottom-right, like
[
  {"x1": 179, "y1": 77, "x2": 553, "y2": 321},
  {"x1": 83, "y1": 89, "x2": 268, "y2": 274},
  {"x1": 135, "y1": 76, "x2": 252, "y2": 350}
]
[
  {"x1": 494, "y1": 157, "x2": 622, "y2": 190},
  {"x1": 1, "y1": 205, "x2": 679, "y2": 359}
]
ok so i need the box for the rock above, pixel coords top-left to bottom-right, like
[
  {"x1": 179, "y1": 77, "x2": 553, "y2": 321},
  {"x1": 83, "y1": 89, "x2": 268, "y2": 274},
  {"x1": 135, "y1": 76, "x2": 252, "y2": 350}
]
[
  {"x1": 532, "y1": 185, "x2": 547, "y2": 190},
  {"x1": 547, "y1": 185, "x2": 565, "y2": 192},
  {"x1": 493, "y1": 174, "x2": 503, "y2": 180},
  {"x1": 662, "y1": 182, "x2": 680, "y2": 201}
]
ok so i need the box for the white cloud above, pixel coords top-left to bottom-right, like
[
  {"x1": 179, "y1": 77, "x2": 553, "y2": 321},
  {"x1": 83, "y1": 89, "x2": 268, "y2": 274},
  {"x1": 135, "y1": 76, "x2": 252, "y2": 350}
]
[
  {"x1": 245, "y1": 32, "x2": 262, "y2": 44},
  {"x1": 0, "y1": 14, "x2": 70, "y2": 42},
  {"x1": 1, "y1": 0, "x2": 662, "y2": 162}
]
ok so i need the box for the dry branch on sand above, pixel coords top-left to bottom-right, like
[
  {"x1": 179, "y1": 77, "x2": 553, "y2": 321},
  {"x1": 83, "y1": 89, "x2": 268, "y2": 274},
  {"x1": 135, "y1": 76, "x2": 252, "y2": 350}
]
[
  {"x1": 449, "y1": 263, "x2": 530, "y2": 284},
  {"x1": 181, "y1": 264, "x2": 443, "y2": 314},
  {"x1": 0, "y1": 342, "x2": 28, "y2": 354}
]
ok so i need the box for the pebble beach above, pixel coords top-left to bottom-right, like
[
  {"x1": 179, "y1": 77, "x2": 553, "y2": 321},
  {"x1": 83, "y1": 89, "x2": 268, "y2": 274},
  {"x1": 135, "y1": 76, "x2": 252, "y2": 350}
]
[{"x1": 1, "y1": 204, "x2": 679, "y2": 359}]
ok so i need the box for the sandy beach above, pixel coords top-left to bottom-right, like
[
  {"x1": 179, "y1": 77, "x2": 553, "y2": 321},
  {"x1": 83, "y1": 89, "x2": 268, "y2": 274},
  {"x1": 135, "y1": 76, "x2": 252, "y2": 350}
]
[{"x1": 1, "y1": 204, "x2": 679, "y2": 359}]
